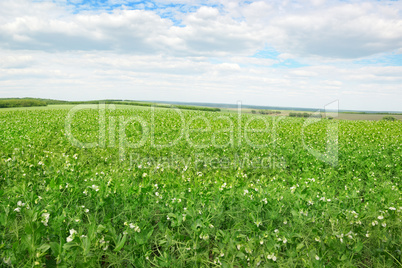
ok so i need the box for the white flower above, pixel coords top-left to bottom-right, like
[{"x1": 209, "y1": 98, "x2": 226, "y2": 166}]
[
  {"x1": 283, "y1": 238, "x2": 287, "y2": 244},
  {"x1": 66, "y1": 229, "x2": 77, "y2": 242},
  {"x1": 202, "y1": 234, "x2": 209, "y2": 240},
  {"x1": 315, "y1": 255, "x2": 320, "y2": 260},
  {"x1": 315, "y1": 237, "x2": 321, "y2": 242},
  {"x1": 382, "y1": 222, "x2": 387, "y2": 227},
  {"x1": 254, "y1": 221, "x2": 262, "y2": 227},
  {"x1": 260, "y1": 240, "x2": 263, "y2": 245},
  {"x1": 129, "y1": 223, "x2": 141, "y2": 232},
  {"x1": 17, "y1": 201, "x2": 25, "y2": 207},
  {"x1": 3, "y1": 257, "x2": 11, "y2": 265},
  {"x1": 155, "y1": 192, "x2": 159, "y2": 196},
  {"x1": 14, "y1": 207, "x2": 21, "y2": 212},
  {"x1": 267, "y1": 253, "x2": 276, "y2": 261},
  {"x1": 237, "y1": 244, "x2": 241, "y2": 250},
  {"x1": 83, "y1": 189, "x2": 88, "y2": 195},
  {"x1": 91, "y1": 185, "x2": 99, "y2": 191},
  {"x1": 41, "y1": 213, "x2": 50, "y2": 226},
  {"x1": 274, "y1": 229, "x2": 279, "y2": 233},
  {"x1": 378, "y1": 215, "x2": 384, "y2": 220},
  {"x1": 84, "y1": 209, "x2": 89, "y2": 213},
  {"x1": 389, "y1": 207, "x2": 396, "y2": 211}
]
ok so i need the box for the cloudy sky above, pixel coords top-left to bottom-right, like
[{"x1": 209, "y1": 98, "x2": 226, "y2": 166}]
[{"x1": 1, "y1": 0, "x2": 402, "y2": 111}]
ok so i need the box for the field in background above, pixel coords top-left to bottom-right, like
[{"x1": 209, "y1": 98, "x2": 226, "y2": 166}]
[
  {"x1": 222, "y1": 108, "x2": 402, "y2": 121},
  {"x1": 1, "y1": 98, "x2": 401, "y2": 121},
  {"x1": 0, "y1": 105, "x2": 401, "y2": 267}
]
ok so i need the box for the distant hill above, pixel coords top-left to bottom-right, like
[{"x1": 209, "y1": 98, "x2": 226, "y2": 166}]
[
  {"x1": 0, "y1": 98, "x2": 220, "y2": 112},
  {"x1": 152, "y1": 100, "x2": 402, "y2": 114},
  {"x1": 1, "y1": 98, "x2": 401, "y2": 114}
]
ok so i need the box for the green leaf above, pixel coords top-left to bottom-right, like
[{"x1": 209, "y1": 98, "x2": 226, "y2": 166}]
[
  {"x1": 296, "y1": 243, "x2": 304, "y2": 251},
  {"x1": 146, "y1": 229, "x2": 154, "y2": 240},
  {"x1": 353, "y1": 242, "x2": 363, "y2": 253},
  {"x1": 63, "y1": 242, "x2": 79, "y2": 251},
  {"x1": 37, "y1": 243, "x2": 50, "y2": 253},
  {"x1": 50, "y1": 242, "x2": 60, "y2": 256},
  {"x1": 97, "y1": 224, "x2": 106, "y2": 233},
  {"x1": 114, "y1": 234, "x2": 127, "y2": 252}
]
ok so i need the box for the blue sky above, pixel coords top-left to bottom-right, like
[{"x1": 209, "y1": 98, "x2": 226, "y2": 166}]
[{"x1": 0, "y1": 0, "x2": 402, "y2": 111}]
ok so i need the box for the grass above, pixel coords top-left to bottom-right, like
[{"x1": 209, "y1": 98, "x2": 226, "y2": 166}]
[{"x1": 0, "y1": 104, "x2": 401, "y2": 267}]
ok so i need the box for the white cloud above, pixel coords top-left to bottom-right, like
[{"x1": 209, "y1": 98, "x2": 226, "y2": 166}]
[
  {"x1": 0, "y1": 0, "x2": 401, "y2": 111},
  {"x1": 269, "y1": 3, "x2": 402, "y2": 58},
  {"x1": 289, "y1": 70, "x2": 318, "y2": 77}
]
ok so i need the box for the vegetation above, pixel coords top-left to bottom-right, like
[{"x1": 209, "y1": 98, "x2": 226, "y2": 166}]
[
  {"x1": 0, "y1": 99, "x2": 48, "y2": 108},
  {"x1": 0, "y1": 106, "x2": 401, "y2": 267},
  {"x1": 382, "y1": 116, "x2": 397, "y2": 121},
  {"x1": 289, "y1": 112, "x2": 322, "y2": 118},
  {"x1": 258, "y1": 110, "x2": 281, "y2": 115},
  {"x1": 0, "y1": 98, "x2": 220, "y2": 112}
]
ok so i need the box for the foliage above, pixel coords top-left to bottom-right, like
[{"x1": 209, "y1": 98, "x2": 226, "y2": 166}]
[
  {"x1": 0, "y1": 98, "x2": 220, "y2": 112},
  {"x1": 0, "y1": 99, "x2": 47, "y2": 108},
  {"x1": 68, "y1": 100, "x2": 221, "y2": 112},
  {"x1": 258, "y1": 110, "x2": 281, "y2": 115},
  {"x1": 382, "y1": 116, "x2": 397, "y2": 121},
  {"x1": 289, "y1": 112, "x2": 322, "y2": 118},
  {"x1": 0, "y1": 106, "x2": 401, "y2": 267}
]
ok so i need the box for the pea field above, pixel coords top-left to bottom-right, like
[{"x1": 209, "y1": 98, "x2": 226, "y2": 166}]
[{"x1": 0, "y1": 104, "x2": 401, "y2": 267}]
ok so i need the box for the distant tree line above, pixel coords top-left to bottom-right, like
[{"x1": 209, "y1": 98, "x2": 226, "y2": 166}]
[
  {"x1": 68, "y1": 100, "x2": 221, "y2": 112},
  {"x1": 382, "y1": 116, "x2": 397, "y2": 121},
  {"x1": 0, "y1": 99, "x2": 47, "y2": 108},
  {"x1": 0, "y1": 98, "x2": 220, "y2": 112},
  {"x1": 251, "y1": 110, "x2": 281, "y2": 115},
  {"x1": 289, "y1": 112, "x2": 322, "y2": 118}
]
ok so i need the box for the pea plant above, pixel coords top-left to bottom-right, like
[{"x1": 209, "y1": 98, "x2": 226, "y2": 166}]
[{"x1": 0, "y1": 106, "x2": 401, "y2": 267}]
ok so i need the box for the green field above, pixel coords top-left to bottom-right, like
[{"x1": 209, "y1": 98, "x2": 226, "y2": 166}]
[{"x1": 0, "y1": 104, "x2": 401, "y2": 267}]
